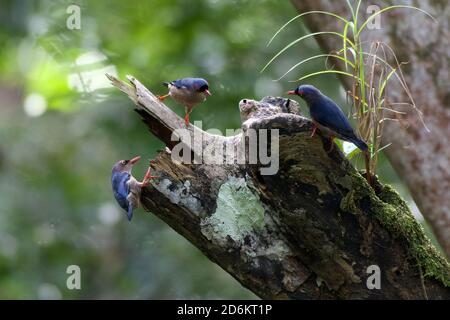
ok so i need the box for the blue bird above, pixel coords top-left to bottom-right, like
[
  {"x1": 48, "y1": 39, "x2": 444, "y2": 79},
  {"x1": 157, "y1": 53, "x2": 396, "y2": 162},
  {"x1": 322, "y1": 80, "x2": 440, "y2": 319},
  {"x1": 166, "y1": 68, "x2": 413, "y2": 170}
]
[
  {"x1": 111, "y1": 156, "x2": 158, "y2": 221},
  {"x1": 287, "y1": 85, "x2": 368, "y2": 152},
  {"x1": 158, "y1": 78, "x2": 211, "y2": 126}
]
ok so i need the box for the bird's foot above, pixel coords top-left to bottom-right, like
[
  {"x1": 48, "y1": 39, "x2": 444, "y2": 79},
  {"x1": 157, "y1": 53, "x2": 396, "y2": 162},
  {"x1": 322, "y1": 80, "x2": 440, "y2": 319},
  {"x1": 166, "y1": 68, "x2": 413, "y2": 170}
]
[
  {"x1": 310, "y1": 124, "x2": 317, "y2": 138},
  {"x1": 184, "y1": 114, "x2": 190, "y2": 126},
  {"x1": 157, "y1": 94, "x2": 169, "y2": 102},
  {"x1": 141, "y1": 162, "x2": 160, "y2": 187},
  {"x1": 326, "y1": 137, "x2": 335, "y2": 153}
]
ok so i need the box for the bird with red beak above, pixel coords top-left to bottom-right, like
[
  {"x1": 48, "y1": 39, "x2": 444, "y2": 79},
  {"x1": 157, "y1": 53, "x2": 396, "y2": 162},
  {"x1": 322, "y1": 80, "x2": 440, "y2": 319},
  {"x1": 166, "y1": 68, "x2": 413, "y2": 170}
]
[
  {"x1": 111, "y1": 156, "x2": 159, "y2": 221},
  {"x1": 287, "y1": 84, "x2": 368, "y2": 152},
  {"x1": 157, "y1": 78, "x2": 211, "y2": 126}
]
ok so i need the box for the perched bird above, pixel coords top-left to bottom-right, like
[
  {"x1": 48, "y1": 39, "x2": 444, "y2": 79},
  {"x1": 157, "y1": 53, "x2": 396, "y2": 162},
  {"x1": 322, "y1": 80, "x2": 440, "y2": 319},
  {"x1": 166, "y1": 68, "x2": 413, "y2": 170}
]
[
  {"x1": 157, "y1": 78, "x2": 211, "y2": 126},
  {"x1": 287, "y1": 84, "x2": 368, "y2": 152},
  {"x1": 111, "y1": 156, "x2": 158, "y2": 221}
]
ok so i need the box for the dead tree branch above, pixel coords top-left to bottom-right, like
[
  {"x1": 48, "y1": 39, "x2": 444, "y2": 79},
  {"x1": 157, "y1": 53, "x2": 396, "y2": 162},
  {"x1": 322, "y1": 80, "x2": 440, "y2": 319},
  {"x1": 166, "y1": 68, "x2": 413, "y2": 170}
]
[{"x1": 107, "y1": 74, "x2": 449, "y2": 299}]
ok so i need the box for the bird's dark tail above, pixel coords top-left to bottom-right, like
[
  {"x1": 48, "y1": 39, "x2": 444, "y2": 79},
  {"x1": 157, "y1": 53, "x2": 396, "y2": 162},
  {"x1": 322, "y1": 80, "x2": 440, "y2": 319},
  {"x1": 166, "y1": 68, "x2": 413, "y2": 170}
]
[
  {"x1": 350, "y1": 137, "x2": 368, "y2": 152},
  {"x1": 127, "y1": 205, "x2": 133, "y2": 221},
  {"x1": 162, "y1": 82, "x2": 170, "y2": 87}
]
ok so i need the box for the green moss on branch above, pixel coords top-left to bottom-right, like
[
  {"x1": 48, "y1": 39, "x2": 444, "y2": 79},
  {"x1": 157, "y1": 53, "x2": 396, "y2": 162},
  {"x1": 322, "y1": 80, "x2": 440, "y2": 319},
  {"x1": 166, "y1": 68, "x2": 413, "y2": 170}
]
[{"x1": 341, "y1": 173, "x2": 450, "y2": 287}]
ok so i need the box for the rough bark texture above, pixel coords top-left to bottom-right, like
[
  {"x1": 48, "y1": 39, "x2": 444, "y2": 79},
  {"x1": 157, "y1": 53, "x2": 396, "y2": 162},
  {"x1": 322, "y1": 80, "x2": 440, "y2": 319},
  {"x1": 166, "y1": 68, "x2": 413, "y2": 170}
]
[
  {"x1": 107, "y1": 74, "x2": 449, "y2": 299},
  {"x1": 289, "y1": 0, "x2": 450, "y2": 259}
]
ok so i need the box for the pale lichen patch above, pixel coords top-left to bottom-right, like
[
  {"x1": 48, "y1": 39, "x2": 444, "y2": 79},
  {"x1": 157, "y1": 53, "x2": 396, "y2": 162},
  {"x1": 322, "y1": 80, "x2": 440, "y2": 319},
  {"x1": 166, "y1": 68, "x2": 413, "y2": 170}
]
[
  {"x1": 200, "y1": 176, "x2": 265, "y2": 246},
  {"x1": 154, "y1": 178, "x2": 203, "y2": 215},
  {"x1": 260, "y1": 239, "x2": 291, "y2": 260}
]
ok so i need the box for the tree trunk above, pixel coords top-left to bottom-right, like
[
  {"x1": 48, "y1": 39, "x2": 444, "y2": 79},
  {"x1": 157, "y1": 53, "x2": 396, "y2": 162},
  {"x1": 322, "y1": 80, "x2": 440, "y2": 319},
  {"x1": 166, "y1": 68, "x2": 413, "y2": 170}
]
[
  {"x1": 289, "y1": 0, "x2": 450, "y2": 259},
  {"x1": 106, "y1": 74, "x2": 449, "y2": 299}
]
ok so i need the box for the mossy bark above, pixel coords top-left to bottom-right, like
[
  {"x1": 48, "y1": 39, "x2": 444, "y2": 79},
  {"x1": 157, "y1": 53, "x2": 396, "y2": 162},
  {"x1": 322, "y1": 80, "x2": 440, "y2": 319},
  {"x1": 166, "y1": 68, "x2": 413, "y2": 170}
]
[
  {"x1": 108, "y1": 74, "x2": 450, "y2": 299},
  {"x1": 290, "y1": 0, "x2": 450, "y2": 260}
]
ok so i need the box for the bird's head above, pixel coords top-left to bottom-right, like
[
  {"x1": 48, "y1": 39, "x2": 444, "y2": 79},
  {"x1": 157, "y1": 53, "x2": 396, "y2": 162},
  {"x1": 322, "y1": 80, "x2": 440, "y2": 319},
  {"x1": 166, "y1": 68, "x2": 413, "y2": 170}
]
[
  {"x1": 287, "y1": 84, "x2": 322, "y2": 103},
  {"x1": 112, "y1": 156, "x2": 141, "y2": 174},
  {"x1": 193, "y1": 78, "x2": 211, "y2": 96}
]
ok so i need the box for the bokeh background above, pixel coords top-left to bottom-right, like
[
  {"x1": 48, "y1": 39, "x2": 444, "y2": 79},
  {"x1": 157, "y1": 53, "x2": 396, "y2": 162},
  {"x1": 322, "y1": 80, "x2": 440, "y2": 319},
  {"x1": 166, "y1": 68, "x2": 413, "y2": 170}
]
[{"x1": 0, "y1": 0, "x2": 441, "y2": 299}]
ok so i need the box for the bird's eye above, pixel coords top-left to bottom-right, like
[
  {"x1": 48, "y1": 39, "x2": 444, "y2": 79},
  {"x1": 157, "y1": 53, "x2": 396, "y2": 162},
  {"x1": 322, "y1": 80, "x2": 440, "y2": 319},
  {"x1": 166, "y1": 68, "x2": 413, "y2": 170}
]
[
  {"x1": 121, "y1": 160, "x2": 127, "y2": 165},
  {"x1": 198, "y1": 85, "x2": 208, "y2": 92}
]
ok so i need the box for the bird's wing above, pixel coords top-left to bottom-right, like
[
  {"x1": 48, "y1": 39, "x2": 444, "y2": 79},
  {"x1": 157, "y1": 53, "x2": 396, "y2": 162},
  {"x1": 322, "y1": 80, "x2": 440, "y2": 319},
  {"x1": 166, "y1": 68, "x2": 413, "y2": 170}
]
[
  {"x1": 112, "y1": 172, "x2": 131, "y2": 211},
  {"x1": 311, "y1": 97, "x2": 357, "y2": 139},
  {"x1": 171, "y1": 78, "x2": 195, "y2": 89}
]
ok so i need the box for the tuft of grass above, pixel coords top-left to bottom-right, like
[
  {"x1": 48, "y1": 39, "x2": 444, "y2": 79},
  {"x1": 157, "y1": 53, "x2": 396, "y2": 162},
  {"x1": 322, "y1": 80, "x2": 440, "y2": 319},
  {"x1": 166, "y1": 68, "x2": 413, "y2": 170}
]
[{"x1": 263, "y1": 0, "x2": 436, "y2": 181}]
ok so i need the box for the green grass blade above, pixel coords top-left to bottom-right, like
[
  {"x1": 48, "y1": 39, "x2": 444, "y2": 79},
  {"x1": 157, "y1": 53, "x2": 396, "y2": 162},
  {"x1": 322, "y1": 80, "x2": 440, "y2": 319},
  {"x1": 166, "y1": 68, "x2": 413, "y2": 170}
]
[
  {"x1": 346, "y1": 0, "x2": 356, "y2": 22},
  {"x1": 357, "y1": 5, "x2": 436, "y2": 37},
  {"x1": 343, "y1": 22, "x2": 350, "y2": 70},
  {"x1": 347, "y1": 147, "x2": 362, "y2": 160},
  {"x1": 378, "y1": 68, "x2": 396, "y2": 100},
  {"x1": 358, "y1": 45, "x2": 366, "y2": 112},
  {"x1": 335, "y1": 139, "x2": 344, "y2": 152},
  {"x1": 261, "y1": 31, "x2": 355, "y2": 73},
  {"x1": 293, "y1": 70, "x2": 360, "y2": 82},
  {"x1": 354, "y1": 0, "x2": 362, "y2": 29},
  {"x1": 377, "y1": 143, "x2": 392, "y2": 154},
  {"x1": 348, "y1": 47, "x2": 356, "y2": 62},
  {"x1": 337, "y1": 46, "x2": 357, "y2": 63},
  {"x1": 267, "y1": 11, "x2": 348, "y2": 46},
  {"x1": 275, "y1": 54, "x2": 355, "y2": 81},
  {"x1": 377, "y1": 68, "x2": 386, "y2": 101}
]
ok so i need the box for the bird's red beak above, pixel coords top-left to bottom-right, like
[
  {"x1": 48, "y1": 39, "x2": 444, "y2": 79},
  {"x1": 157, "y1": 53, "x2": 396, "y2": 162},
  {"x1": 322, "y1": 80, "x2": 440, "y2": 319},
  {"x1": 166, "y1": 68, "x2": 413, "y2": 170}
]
[
  {"x1": 204, "y1": 89, "x2": 211, "y2": 96},
  {"x1": 129, "y1": 156, "x2": 141, "y2": 165},
  {"x1": 287, "y1": 90, "x2": 296, "y2": 95}
]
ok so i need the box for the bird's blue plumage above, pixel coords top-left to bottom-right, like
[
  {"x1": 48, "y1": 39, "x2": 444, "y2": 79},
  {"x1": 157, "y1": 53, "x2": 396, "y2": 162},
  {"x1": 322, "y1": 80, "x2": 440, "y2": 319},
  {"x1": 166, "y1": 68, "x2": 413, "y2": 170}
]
[
  {"x1": 290, "y1": 85, "x2": 368, "y2": 151},
  {"x1": 170, "y1": 78, "x2": 209, "y2": 91},
  {"x1": 309, "y1": 95, "x2": 355, "y2": 139},
  {"x1": 111, "y1": 171, "x2": 131, "y2": 212},
  {"x1": 111, "y1": 156, "x2": 149, "y2": 222}
]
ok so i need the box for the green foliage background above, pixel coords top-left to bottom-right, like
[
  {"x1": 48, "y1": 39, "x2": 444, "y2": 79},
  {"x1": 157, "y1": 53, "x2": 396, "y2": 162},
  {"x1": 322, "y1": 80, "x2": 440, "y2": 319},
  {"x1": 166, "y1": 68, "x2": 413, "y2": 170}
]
[{"x1": 0, "y1": 0, "x2": 436, "y2": 299}]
